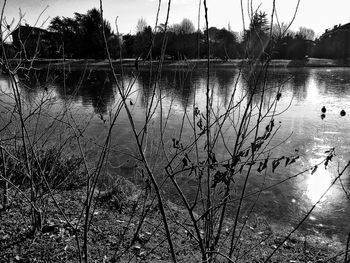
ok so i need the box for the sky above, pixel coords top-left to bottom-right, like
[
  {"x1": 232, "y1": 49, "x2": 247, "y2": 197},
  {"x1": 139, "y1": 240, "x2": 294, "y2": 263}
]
[{"x1": 2, "y1": 0, "x2": 350, "y2": 37}]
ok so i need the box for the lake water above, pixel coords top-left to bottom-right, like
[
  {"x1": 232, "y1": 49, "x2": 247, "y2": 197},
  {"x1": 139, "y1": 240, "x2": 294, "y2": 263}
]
[{"x1": 1, "y1": 65, "x2": 350, "y2": 243}]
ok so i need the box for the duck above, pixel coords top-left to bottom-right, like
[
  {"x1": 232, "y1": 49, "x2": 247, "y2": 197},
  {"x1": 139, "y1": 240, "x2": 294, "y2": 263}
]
[{"x1": 321, "y1": 106, "x2": 326, "y2": 113}]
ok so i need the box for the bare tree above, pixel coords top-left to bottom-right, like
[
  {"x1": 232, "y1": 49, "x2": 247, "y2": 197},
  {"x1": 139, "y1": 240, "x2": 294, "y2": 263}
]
[
  {"x1": 135, "y1": 17, "x2": 148, "y2": 34},
  {"x1": 297, "y1": 26, "x2": 315, "y2": 40},
  {"x1": 271, "y1": 22, "x2": 295, "y2": 39},
  {"x1": 179, "y1": 18, "x2": 195, "y2": 34}
]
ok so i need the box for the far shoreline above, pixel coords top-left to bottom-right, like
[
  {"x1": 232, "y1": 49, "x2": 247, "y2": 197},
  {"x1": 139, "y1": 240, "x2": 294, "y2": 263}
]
[{"x1": 6, "y1": 57, "x2": 350, "y2": 70}]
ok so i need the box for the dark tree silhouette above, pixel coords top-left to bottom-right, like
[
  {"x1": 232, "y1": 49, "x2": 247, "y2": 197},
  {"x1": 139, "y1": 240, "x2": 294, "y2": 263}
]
[
  {"x1": 48, "y1": 8, "x2": 115, "y2": 58},
  {"x1": 133, "y1": 25, "x2": 153, "y2": 59},
  {"x1": 202, "y1": 27, "x2": 240, "y2": 59},
  {"x1": 243, "y1": 11, "x2": 269, "y2": 59}
]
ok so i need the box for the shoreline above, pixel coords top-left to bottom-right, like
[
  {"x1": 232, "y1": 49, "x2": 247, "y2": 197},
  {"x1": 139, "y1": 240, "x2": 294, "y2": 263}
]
[
  {"x1": 0, "y1": 185, "x2": 345, "y2": 262},
  {"x1": 7, "y1": 57, "x2": 350, "y2": 70}
]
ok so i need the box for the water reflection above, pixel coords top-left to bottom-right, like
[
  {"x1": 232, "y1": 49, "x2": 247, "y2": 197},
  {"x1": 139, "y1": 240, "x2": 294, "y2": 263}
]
[
  {"x1": 289, "y1": 68, "x2": 310, "y2": 101},
  {"x1": 137, "y1": 69, "x2": 201, "y2": 110},
  {"x1": 214, "y1": 69, "x2": 238, "y2": 108},
  {"x1": 306, "y1": 157, "x2": 333, "y2": 204},
  {"x1": 55, "y1": 70, "x2": 115, "y2": 114}
]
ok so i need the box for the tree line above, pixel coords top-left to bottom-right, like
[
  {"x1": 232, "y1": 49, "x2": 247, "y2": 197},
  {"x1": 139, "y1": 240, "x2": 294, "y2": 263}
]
[{"x1": 4, "y1": 8, "x2": 350, "y2": 60}]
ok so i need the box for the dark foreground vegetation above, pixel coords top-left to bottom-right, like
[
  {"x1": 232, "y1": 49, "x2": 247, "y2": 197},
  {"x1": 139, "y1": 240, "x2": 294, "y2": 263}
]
[
  {"x1": 0, "y1": 149, "x2": 344, "y2": 262},
  {"x1": 1, "y1": 191, "x2": 345, "y2": 262}
]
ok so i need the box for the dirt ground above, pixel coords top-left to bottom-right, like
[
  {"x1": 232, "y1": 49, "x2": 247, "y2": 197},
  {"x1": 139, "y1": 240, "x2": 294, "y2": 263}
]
[{"x1": 0, "y1": 187, "x2": 346, "y2": 263}]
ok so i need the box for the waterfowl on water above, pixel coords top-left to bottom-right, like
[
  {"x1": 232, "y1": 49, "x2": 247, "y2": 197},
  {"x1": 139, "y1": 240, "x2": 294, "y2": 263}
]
[{"x1": 321, "y1": 106, "x2": 326, "y2": 113}]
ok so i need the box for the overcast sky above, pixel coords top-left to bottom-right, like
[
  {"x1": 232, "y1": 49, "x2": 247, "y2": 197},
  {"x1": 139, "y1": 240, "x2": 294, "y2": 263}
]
[{"x1": 2, "y1": 0, "x2": 350, "y2": 36}]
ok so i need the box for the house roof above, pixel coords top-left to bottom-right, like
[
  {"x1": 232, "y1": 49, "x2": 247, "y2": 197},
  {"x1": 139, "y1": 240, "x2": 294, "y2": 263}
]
[
  {"x1": 11, "y1": 25, "x2": 50, "y2": 36},
  {"x1": 339, "y1": 22, "x2": 350, "y2": 30},
  {"x1": 320, "y1": 22, "x2": 350, "y2": 40}
]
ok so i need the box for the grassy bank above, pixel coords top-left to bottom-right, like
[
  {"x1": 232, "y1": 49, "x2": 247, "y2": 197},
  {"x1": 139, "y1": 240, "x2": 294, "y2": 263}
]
[{"x1": 0, "y1": 175, "x2": 345, "y2": 262}]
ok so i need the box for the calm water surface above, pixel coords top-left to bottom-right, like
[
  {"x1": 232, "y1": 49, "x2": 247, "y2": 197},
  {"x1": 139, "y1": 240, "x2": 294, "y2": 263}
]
[{"x1": 1, "y1": 66, "x2": 350, "y2": 242}]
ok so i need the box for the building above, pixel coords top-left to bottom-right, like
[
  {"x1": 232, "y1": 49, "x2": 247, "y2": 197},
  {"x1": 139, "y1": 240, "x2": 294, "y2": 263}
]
[
  {"x1": 11, "y1": 25, "x2": 59, "y2": 59},
  {"x1": 313, "y1": 23, "x2": 350, "y2": 59}
]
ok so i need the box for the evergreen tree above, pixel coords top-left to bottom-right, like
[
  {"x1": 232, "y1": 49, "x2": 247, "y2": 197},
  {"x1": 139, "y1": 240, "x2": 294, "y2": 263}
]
[{"x1": 243, "y1": 11, "x2": 269, "y2": 59}]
